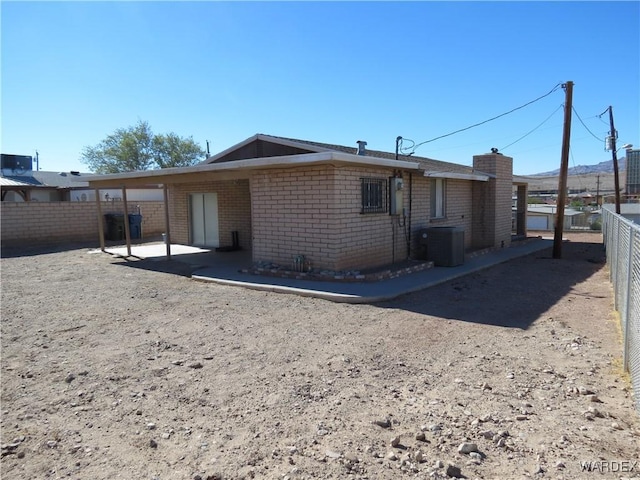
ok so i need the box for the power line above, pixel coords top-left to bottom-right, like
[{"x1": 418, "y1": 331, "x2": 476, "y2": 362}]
[
  {"x1": 408, "y1": 82, "x2": 564, "y2": 154},
  {"x1": 397, "y1": 137, "x2": 415, "y2": 155},
  {"x1": 597, "y1": 106, "x2": 615, "y2": 134},
  {"x1": 572, "y1": 106, "x2": 604, "y2": 142},
  {"x1": 569, "y1": 146, "x2": 584, "y2": 192},
  {"x1": 500, "y1": 104, "x2": 564, "y2": 151}
]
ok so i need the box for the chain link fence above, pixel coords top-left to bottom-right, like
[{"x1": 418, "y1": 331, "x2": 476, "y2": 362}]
[{"x1": 602, "y1": 205, "x2": 640, "y2": 412}]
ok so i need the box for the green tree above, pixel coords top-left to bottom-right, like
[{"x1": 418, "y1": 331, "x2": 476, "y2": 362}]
[
  {"x1": 152, "y1": 132, "x2": 204, "y2": 169},
  {"x1": 81, "y1": 121, "x2": 205, "y2": 173}
]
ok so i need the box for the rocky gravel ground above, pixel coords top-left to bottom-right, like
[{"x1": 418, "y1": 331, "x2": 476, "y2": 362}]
[{"x1": 1, "y1": 232, "x2": 639, "y2": 479}]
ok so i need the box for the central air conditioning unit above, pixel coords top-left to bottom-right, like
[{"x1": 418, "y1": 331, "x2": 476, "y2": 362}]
[{"x1": 422, "y1": 227, "x2": 465, "y2": 267}]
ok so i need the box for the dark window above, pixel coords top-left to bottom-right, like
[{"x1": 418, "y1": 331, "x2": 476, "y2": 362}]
[
  {"x1": 430, "y1": 178, "x2": 446, "y2": 218},
  {"x1": 361, "y1": 177, "x2": 387, "y2": 214}
]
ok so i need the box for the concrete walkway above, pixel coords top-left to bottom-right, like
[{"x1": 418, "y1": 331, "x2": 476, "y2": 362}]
[{"x1": 190, "y1": 238, "x2": 554, "y2": 303}]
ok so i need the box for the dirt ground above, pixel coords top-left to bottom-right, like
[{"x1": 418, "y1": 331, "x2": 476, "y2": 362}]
[{"x1": 1, "y1": 232, "x2": 639, "y2": 480}]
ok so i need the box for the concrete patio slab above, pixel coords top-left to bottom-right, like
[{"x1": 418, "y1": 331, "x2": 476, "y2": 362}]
[
  {"x1": 104, "y1": 243, "x2": 211, "y2": 258},
  {"x1": 191, "y1": 238, "x2": 555, "y2": 304},
  {"x1": 100, "y1": 238, "x2": 556, "y2": 304}
]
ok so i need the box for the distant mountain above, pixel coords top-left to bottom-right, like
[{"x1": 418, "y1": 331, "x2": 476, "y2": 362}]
[{"x1": 532, "y1": 156, "x2": 627, "y2": 176}]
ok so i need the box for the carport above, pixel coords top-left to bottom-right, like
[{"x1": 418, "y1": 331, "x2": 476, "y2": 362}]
[
  {"x1": 85, "y1": 177, "x2": 173, "y2": 259},
  {"x1": 83, "y1": 162, "x2": 254, "y2": 260}
]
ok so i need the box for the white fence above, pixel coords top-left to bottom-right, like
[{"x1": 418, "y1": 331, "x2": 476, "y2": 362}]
[{"x1": 602, "y1": 205, "x2": 640, "y2": 412}]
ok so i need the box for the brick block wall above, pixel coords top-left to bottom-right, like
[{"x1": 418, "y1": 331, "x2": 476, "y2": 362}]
[
  {"x1": 0, "y1": 201, "x2": 165, "y2": 247},
  {"x1": 407, "y1": 176, "x2": 474, "y2": 252},
  {"x1": 157, "y1": 163, "x2": 486, "y2": 271},
  {"x1": 250, "y1": 167, "x2": 476, "y2": 271},
  {"x1": 472, "y1": 154, "x2": 513, "y2": 249},
  {"x1": 250, "y1": 166, "x2": 340, "y2": 270},
  {"x1": 407, "y1": 175, "x2": 428, "y2": 253},
  {"x1": 472, "y1": 179, "x2": 492, "y2": 247},
  {"x1": 250, "y1": 166, "x2": 413, "y2": 271},
  {"x1": 332, "y1": 167, "x2": 408, "y2": 271},
  {"x1": 168, "y1": 179, "x2": 251, "y2": 249}
]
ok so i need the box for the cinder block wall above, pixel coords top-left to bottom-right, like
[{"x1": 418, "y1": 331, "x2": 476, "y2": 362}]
[
  {"x1": 250, "y1": 165, "x2": 340, "y2": 270},
  {"x1": 332, "y1": 166, "x2": 408, "y2": 271},
  {"x1": 102, "y1": 201, "x2": 166, "y2": 238},
  {"x1": 472, "y1": 154, "x2": 513, "y2": 249},
  {"x1": 408, "y1": 177, "x2": 473, "y2": 250},
  {"x1": 0, "y1": 201, "x2": 165, "y2": 247},
  {"x1": 168, "y1": 179, "x2": 251, "y2": 249},
  {"x1": 249, "y1": 166, "x2": 476, "y2": 271},
  {"x1": 250, "y1": 165, "x2": 412, "y2": 272}
]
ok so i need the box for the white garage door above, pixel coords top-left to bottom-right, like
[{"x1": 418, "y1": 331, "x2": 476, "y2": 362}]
[{"x1": 527, "y1": 215, "x2": 549, "y2": 231}]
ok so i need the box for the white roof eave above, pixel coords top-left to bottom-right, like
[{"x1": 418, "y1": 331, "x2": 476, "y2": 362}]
[
  {"x1": 423, "y1": 171, "x2": 491, "y2": 182},
  {"x1": 81, "y1": 151, "x2": 422, "y2": 184}
]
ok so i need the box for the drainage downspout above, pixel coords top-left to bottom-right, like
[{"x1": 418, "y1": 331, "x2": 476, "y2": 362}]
[{"x1": 392, "y1": 216, "x2": 396, "y2": 264}]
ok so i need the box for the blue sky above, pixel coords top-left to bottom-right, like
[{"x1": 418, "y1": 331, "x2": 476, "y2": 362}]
[{"x1": 2, "y1": 1, "x2": 638, "y2": 175}]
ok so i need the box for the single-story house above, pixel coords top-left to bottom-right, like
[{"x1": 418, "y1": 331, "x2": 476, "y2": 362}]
[
  {"x1": 621, "y1": 204, "x2": 640, "y2": 224},
  {"x1": 83, "y1": 134, "x2": 526, "y2": 272},
  {"x1": 1, "y1": 154, "x2": 163, "y2": 202},
  {"x1": 0, "y1": 170, "x2": 163, "y2": 202},
  {"x1": 525, "y1": 204, "x2": 590, "y2": 231},
  {"x1": 0, "y1": 170, "x2": 87, "y2": 202}
]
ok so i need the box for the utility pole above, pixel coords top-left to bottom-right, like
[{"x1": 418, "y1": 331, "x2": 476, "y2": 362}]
[
  {"x1": 595, "y1": 175, "x2": 601, "y2": 206},
  {"x1": 607, "y1": 106, "x2": 622, "y2": 214},
  {"x1": 553, "y1": 81, "x2": 574, "y2": 259}
]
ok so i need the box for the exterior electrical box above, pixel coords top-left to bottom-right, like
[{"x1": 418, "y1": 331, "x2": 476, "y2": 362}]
[
  {"x1": 389, "y1": 177, "x2": 404, "y2": 215},
  {"x1": 605, "y1": 136, "x2": 613, "y2": 151}
]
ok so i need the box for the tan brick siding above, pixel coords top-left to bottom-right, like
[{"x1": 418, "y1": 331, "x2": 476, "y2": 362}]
[
  {"x1": 250, "y1": 166, "x2": 427, "y2": 271},
  {"x1": 168, "y1": 179, "x2": 251, "y2": 249},
  {"x1": 408, "y1": 177, "x2": 474, "y2": 250},
  {"x1": 332, "y1": 167, "x2": 408, "y2": 271},
  {"x1": 207, "y1": 166, "x2": 479, "y2": 272},
  {"x1": 472, "y1": 154, "x2": 513, "y2": 248},
  {"x1": 0, "y1": 201, "x2": 165, "y2": 247},
  {"x1": 250, "y1": 166, "x2": 340, "y2": 269}
]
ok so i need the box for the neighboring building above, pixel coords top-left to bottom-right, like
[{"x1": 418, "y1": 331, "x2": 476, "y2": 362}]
[
  {"x1": 1, "y1": 153, "x2": 163, "y2": 202},
  {"x1": 525, "y1": 204, "x2": 590, "y2": 231},
  {"x1": 620, "y1": 203, "x2": 640, "y2": 223},
  {"x1": 626, "y1": 149, "x2": 640, "y2": 197},
  {"x1": 85, "y1": 134, "x2": 523, "y2": 272}
]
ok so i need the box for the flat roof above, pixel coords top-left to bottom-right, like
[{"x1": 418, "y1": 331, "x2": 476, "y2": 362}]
[{"x1": 82, "y1": 151, "x2": 421, "y2": 187}]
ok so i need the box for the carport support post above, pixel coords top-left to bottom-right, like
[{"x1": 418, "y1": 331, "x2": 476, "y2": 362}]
[
  {"x1": 163, "y1": 184, "x2": 171, "y2": 259},
  {"x1": 516, "y1": 184, "x2": 527, "y2": 237},
  {"x1": 95, "y1": 189, "x2": 105, "y2": 252},
  {"x1": 122, "y1": 186, "x2": 132, "y2": 257}
]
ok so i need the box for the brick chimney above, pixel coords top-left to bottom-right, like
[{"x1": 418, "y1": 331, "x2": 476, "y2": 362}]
[{"x1": 472, "y1": 153, "x2": 513, "y2": 249}]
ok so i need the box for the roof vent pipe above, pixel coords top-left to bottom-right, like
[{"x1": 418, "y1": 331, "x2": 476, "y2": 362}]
[{"x1": 357, "y1": 140, "x2": 367, "y2": 156}]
